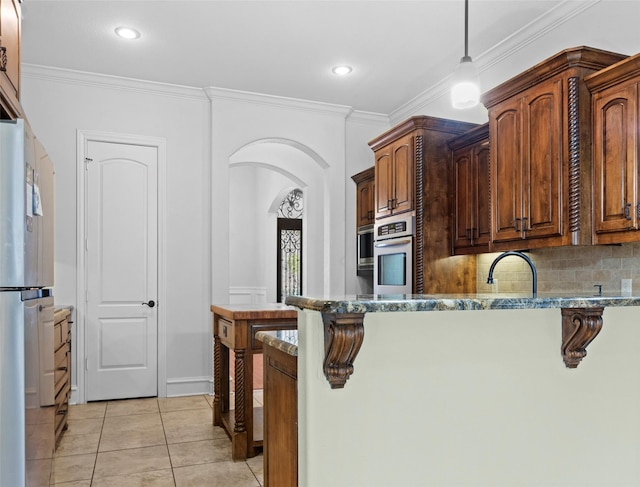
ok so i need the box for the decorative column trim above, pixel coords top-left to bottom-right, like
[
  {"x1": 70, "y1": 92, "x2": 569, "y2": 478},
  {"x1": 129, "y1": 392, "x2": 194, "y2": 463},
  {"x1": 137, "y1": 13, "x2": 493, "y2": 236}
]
[
  {"x1": 321, "y1": 313, "x2": 365, "y2": 389},
  {"x1": 414, "y1": 135, "x2": 424, "y2": 294},
  {"x1": 234, "y1": 349, "x2": 247, "y2": 433},
  {"x1": 567, "y1": 76, "x2": 581, "y2": 239},
  {"x1": 561, "y1": 307, "x2": 603, "y2": 368},
  {"x1": 213, "y1": 334, "x2": 222, "y2": 425}
]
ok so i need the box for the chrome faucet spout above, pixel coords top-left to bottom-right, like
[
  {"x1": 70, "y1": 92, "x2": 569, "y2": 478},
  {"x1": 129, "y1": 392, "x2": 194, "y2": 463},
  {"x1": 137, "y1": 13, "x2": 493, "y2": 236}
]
[{"x1": 487, "y1": 251, "x2": 537, "y2": 297}]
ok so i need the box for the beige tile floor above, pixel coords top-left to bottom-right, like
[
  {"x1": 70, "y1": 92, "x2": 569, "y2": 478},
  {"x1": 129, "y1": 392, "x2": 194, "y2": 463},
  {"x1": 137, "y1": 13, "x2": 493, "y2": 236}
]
[{"x1": 49, "y1": 393, "x2": 264, "y2": 486}]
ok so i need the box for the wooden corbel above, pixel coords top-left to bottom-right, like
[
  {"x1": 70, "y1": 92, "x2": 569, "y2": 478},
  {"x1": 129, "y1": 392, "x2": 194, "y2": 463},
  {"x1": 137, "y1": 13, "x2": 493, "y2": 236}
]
[
  {"x1": 561, "y1": 307, "x2": 604, "y2": 368},
  {"x1": 321, "y1": 312, "x2": 365, "y2": 389}
]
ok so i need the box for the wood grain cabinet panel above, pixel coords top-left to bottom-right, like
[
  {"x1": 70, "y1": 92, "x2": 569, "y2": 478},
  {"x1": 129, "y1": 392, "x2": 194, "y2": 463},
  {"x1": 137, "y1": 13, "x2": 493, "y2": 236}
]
[
  {"x1": 369, "y1": 116, "x2": 478, "y2": 293},
  {"x1": 263, "y1": 343, "x2": 297, "y2": 487},
  {"x1": 449, "y1": 124, "x2": 490, "y2": 254},
  {"x1": 352, "y1": 166, "x2": 375, "y2": 227},
  {"x1": 482, "y1": 46, "x2": 627, "y2": 251},
  {"x1": 0, "y1": 0, "x2": 21, "y2": 118},
  {"x1": 374, "y1": 133, "x2": 414, "y2": 219},
  {"x1": 586, "y1": 52, "x2": 640, "y2": 244}
]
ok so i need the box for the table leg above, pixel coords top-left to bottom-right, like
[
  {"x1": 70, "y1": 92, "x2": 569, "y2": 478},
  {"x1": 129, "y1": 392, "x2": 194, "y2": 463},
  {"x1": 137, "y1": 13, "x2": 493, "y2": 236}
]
[
  {"x1": 233, "y1": 348, "x2": 248, "y2": 460},
  {"x1": 213, "y1": 336, "x2": 229, "y2": 426}
]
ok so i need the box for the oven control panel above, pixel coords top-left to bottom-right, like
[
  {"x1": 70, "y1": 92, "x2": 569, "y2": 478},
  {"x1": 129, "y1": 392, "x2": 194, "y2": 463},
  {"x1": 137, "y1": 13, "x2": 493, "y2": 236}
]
[{"x1": 375, "y1": 214, "x2": 414, "y2": 240}]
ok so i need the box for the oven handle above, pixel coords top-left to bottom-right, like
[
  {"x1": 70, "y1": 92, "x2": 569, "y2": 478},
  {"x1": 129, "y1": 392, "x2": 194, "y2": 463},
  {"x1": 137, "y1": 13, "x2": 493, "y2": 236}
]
[{"x1": 374, "y1": 238, "x2": 412, "y2": 248}]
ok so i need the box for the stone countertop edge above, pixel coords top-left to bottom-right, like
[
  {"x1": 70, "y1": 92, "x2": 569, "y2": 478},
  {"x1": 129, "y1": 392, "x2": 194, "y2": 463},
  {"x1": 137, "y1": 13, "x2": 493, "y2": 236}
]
[
  {"x1": 285, "y1": 294, "x2": 640, "y2": 314},
  {"x1": 255, "y1": 330, "x2": 298, "y2": 357}
]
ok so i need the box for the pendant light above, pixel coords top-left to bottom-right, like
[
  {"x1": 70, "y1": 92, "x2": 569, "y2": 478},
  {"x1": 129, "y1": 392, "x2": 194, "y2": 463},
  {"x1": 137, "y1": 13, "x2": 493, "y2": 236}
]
[{"x1": 451, "y1": 0, "x2": 480, "y2": 109}]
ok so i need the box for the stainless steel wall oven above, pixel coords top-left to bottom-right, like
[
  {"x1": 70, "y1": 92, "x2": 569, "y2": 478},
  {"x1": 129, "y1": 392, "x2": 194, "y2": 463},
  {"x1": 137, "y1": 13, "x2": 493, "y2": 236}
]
[{"x1": 374, "y1": 213, "x2": 414, "y2": 295}]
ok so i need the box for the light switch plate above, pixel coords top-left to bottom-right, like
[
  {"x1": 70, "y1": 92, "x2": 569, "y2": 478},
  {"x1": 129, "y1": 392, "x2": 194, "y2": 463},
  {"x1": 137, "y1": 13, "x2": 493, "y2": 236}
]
[{"x1": 621, "y1": 278, "x2": 632, "y2": 296}]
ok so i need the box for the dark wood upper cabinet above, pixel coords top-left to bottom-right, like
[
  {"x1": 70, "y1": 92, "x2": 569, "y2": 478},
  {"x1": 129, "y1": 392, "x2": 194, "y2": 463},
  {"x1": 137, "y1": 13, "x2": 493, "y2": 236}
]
[
  {"x1": 585, "y1": 52, "x2": 640, "y2": 244},
  {"x1": 351, "y1": 166, "x2": 375, "y2": 227},
  {"x1": 369, "y1": 116, "x2": 478, "y2": 293},
  {"x1": 372, "y1": 132, "x2": 414, "y2": 219},
  {"x1": 0, "y1": 0, "x2": 21, "y2": 118},
  {"x1": 481, "y1": 46, "x2": 627, "y2": 251},
  {"x1": 449, "y1": 124, "x2": 490, "y2": 254}
]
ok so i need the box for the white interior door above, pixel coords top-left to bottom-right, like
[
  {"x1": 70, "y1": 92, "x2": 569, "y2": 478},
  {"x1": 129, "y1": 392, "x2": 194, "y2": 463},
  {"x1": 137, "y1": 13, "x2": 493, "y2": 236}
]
[{"x1": 85, "y1": 140, "x2": 158, "y2": 401}]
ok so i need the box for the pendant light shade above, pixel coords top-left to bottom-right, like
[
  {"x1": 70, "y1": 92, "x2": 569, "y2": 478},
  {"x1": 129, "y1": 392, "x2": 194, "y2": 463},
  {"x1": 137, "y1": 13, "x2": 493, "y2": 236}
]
[{"x1": 451, "y1": 0, "x2": 480, "y2": 109}]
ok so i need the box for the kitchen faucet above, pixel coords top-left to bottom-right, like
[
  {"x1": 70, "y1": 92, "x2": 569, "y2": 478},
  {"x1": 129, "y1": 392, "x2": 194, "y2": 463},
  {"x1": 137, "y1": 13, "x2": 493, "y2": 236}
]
[{"x1": 487, "y1": 251, "x2": 537, "y2": 297}]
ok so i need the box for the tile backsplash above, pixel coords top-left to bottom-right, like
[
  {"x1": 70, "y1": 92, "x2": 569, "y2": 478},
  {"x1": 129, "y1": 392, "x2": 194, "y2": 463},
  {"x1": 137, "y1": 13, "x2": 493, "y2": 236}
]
[{"x1": 476, "y1": 243, "x2": 640, "y2": 295}]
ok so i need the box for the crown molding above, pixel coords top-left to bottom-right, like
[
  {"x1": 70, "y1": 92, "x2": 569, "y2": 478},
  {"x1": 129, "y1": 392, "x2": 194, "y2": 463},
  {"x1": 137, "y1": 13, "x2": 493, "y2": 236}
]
[
  {"x1": 389, "y1": 0, "x2": 602, "y2": 124},
  {"x1": 346, "y1": 110, "x2": 389, "y2": 126},
  {"x1": 204, "y1": 86, "x2": 353, "y2": 117},
  {"x1": 22, "y1": 63, "x2": 208, "y2": 100}
]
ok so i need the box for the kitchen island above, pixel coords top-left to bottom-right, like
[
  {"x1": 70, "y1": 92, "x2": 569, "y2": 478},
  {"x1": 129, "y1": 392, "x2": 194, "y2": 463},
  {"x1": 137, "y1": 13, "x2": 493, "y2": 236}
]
[
  {"x1": 210, "y1": 303, "x2": 297, "y2": 460},
  {"x1": 285, "y1": 293, "x2": 640, "y2": 487}
]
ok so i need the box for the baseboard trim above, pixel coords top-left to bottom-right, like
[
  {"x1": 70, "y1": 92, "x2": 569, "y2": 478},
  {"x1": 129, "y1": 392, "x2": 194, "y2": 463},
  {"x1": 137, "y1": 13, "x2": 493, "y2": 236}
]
[{"x1": 166, "y1": 376, "x2": 213, "y2": 397}]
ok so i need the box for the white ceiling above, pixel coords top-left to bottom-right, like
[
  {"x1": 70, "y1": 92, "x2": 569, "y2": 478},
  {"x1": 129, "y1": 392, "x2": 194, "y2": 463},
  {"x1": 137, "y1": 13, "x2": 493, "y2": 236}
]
[{"x1": 18, "y1": 1, "x2": 621, "y2": 114}]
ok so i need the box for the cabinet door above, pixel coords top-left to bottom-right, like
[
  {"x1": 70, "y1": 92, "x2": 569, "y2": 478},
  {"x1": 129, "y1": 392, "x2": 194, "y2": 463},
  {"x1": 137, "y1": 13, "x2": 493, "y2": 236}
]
[
  {"x1": 356, "y1": 178, "x2": 374, "y2": 226},
  {"x1": 593, "y1": 82, "x2": 638, "y2": 237},
  {"x1": 391, "y1": 134, "x2": 414, "y2": 215},
  {"x1": 0, "y1": 0, "x2": 20, "y2": 116},
  {"x1": 490, "y1": 97, "x2": 523, "y2": 242},
  {"x1": 375, "y1": 150, "x2": 393, "y2": 218},
  {"x1": 452, "y1": 147, "x2": 473, "y2": 250},
  {"x1": 522, "y1": 79, "x2": 563, "y2": 240},
  {"x1": 474, "y1": 143, "x2": 491, "y2": 246}
]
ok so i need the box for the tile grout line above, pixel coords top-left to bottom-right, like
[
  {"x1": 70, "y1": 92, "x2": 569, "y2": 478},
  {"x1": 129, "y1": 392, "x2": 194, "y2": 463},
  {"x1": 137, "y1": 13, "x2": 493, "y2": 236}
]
[{"x1": 91, "y1": 402, "x2": 107, "y2": 486}]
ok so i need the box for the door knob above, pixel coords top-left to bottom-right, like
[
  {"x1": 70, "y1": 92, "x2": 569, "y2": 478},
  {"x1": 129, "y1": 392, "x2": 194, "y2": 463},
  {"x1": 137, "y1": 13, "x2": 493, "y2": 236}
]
[{"x1": 142, "y1": 300, "x2": 155, "y2": 308}]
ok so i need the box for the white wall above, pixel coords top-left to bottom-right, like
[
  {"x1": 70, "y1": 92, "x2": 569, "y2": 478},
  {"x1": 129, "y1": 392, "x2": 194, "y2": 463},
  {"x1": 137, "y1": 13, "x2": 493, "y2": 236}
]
[
  {"x1": 392, "y1": 1, "x2": 640, "y2": 125},
  {"x1": 345, "y1": 112, "x2": 390, "y2": 296},
  {"x1": 206, "y1": 88, "x2": 353, "y2": 304},
  {"x1": 21, "y1": 66, "x2": 212, "y2": 399},
  {"x1": 298, "y1": 306, "x2": 640, "y2": 487}
]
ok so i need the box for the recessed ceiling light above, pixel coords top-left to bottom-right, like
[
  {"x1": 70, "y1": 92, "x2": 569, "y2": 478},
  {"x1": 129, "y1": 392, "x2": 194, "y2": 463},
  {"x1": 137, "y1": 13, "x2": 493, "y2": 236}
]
[
  {"x1": 115, "y1": 26, "x2": 141, "y2": 40},
  {"x1": 332, "y1": 65, "x2": 353, "y2": 76}
]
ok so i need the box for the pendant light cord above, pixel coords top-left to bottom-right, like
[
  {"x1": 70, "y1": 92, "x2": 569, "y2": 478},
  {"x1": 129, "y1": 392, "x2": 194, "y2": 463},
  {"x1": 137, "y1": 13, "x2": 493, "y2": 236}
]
[{"x1": 464, "y1": 0, "x2": 469, "y2": 58}]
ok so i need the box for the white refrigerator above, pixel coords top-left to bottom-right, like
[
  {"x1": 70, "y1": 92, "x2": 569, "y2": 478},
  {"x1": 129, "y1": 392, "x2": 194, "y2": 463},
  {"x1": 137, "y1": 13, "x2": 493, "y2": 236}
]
[{"x1": 0, "y1": 119, "x2": 54, "y2": 487}]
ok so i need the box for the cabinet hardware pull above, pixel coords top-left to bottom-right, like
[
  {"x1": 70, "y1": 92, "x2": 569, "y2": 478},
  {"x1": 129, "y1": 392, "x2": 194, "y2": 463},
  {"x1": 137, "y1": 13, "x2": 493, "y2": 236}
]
[
  {"x1": 57, "y1": 366, "x2": 68, "y2": 372},
  {"x1": 471, "y1": 227, "x2": 476, "y2": 246},
  {"x1": 625, "y1": 203, "x2": 632, "y2": 220},
  {"x1": 514, "y1": 218, "x2": 521, "y2": 232},
  {"x1": 522, "y1": 217, "x2": 528, "y2": 237},
  {"x1": 636, "y1": 202, "x2": 640, "y2": 220}
]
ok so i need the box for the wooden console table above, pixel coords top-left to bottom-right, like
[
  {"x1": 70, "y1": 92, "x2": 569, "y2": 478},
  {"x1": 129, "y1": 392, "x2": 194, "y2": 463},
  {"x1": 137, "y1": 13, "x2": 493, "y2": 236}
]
[{"x1": 211, "y1": 303, "x2": 297, "y2": 460}]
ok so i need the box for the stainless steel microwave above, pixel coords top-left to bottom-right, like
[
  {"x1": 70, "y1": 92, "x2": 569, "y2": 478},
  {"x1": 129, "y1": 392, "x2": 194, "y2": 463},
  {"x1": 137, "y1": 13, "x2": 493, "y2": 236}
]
[{"x1": 357, "y1": 224, "x2": 374, "y2": 274}]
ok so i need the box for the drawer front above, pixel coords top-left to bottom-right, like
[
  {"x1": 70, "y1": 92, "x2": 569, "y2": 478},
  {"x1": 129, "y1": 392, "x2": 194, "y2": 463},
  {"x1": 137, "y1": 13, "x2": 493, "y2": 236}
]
[
  {"x1": 54, "y1": 322, "x2": 63, "y2": 350},
  {"x1": 54, "y1": 319, "x2": 70, "y2": 351},
  {"x1": 54, "y1": 384, "x2": 70, "y2": 436},
  {"x1": 54, "y1": 344, "x2": 70, "y2": 395},
  {"x1": 219, "y1": 318, "x2": 235, "y2": 349}
]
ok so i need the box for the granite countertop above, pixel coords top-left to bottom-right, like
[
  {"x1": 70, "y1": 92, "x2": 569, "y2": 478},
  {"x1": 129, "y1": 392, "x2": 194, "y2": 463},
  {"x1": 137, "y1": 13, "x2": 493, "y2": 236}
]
[
  {"x1": 255, "y1": 329, "x2": 298, "y2": 356},
  {"x1": 285, "y1": 293, "x2": 640, "y2": 314}
]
